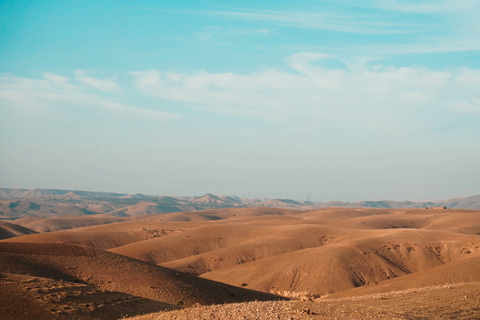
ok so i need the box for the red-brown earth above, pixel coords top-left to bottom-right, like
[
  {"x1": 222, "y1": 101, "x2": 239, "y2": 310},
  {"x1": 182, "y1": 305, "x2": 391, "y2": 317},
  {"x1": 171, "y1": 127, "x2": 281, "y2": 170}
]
[{"x1": 1, "y1": 206, "x2": 480, "y2": 319}]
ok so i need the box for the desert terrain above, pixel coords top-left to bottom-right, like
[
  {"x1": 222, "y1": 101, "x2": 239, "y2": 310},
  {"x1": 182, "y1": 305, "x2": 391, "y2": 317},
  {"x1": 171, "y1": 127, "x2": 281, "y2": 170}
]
[{"x1": 1, "y1": 188, "x2": 480, "y2": 319}]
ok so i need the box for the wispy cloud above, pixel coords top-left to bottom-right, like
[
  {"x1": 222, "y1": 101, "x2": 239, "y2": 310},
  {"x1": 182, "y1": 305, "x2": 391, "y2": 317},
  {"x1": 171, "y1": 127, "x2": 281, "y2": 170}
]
[
  {"x1": 131, "y1": 53, "x2": 480, "y2": 134},
  {"x1": 74, "y1": 70, "x2": 122, "y2": 94},
  {"x1": 203, "y1": 9, "x2": 413, "y2": 34},
  {"x1": 0, "y1": 73, "x2": 178, "y2": 120},
  {"x1": 364, "y1": 0, "x2": 480, "y2": 37},
  {"x1": 306, "y1": 40, "x2": 480, "y2": 61},
  {"x1": 197, "y1": 25, "x2": 273, "y2": 41},
  {"x1": 2, "y1": 53, "x2": 478, "y2": 136},
  {"x1": 367, "y1": 0, "x2": 478, "y2": 14},
  {"x1": 192, "y1": 1, "x2": 480, "y2": 55}
]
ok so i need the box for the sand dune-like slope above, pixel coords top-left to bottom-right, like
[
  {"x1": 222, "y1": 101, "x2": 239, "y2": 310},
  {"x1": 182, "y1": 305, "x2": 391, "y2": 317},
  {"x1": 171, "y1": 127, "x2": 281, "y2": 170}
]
[
  {"x1": 299, "y1": 208, "x2": 433, "y2": 229},
  {"x1": 201, "y1": 228, "x2": 480, "y2": 297},
  {"x1": 0, "y1": 221, "x2": 37, "y2": 240},
  {"x1": 109, "y1": 215, "x2": 355, "y2": 267},
  {"x1": 326, "y1": 254, "x2": 480, "y2": 299},
  {"x1": 1, "y1": 220, "x2": 200, "y2": 250},
  {"x1": 11, "y1": 207, "x2": 475, "y2": 292},
  {"x1": 109, "y1": 201, "x2": 184, "y2": 217},
  {"x1": 0, "y1": 242, "x2": 282, "y2": 308},
  {"x1": 0, "y1": 272, "x2": 176, "y2": 320},
  {"x1": 128, "y1": 282, "x2": 480, "y2": 320},
  {"x1": 421, "y1": 210, "x2": 480, "y2": 234},
  {"x1": 2, "y1": 206, "x2": 480, "y2": 319},
  {"x1": 157, "y1": 222, "x2": 372, "y2": 275},
  {"x1": 13, "y1": 214, "x2": 126, "y2": 232},
  {"x1": 5, "y1": 207, "x2": 296, "y2": 251},
  {"x1": 140, "y1": 207, "x2": 299, "y2": 222},
  {"x1": 316, "y1": 208, "x2": 480, "y2": 234},
  {"x1": 112, "y1": 208, "x2": 478, "y2": 268},
  {"x1": 108, "y1": 208, "x2": 480, "y2": 299},
  {"x1": 4, "y1": 207, "x2": 294, "y2": 248}
]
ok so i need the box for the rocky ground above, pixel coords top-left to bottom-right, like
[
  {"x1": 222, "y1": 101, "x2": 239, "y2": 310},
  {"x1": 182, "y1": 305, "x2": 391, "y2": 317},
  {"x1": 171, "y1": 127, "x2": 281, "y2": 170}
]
[{"x1": 128, "y1": 282, "x2": 480, "y2": 320}]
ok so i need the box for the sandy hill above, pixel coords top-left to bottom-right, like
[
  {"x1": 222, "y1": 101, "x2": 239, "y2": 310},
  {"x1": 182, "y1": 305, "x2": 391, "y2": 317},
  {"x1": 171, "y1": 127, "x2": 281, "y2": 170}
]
[
  {"x1": 127, "y1": 282, "x2": 480, "y2": 320},
  {"x1": 110, "y1": 201, "x2": 191, "y2": 217},
  {"x1": 3, "y1": 207, "x2": 296, "y2": 251},
  {"x1": 324, "y1": 254, "x2": 480, "y2": 300},
  {"x1": 110, "y1": 216, "x2": 334, "y2": 268},
  {"x1": 0, "y1": 242, "x2": 283, "y2": 313},
  {"x1": 151, "y1": 206, "x2": 298, "y2": 221},
  {"x1": 13, "y1": 214, "x2": 126, "y2": 233},
  {"x1": 298, "y1": 207, "x2": 480, "y2": 233},
  {"x1": 2, "y1": 205, "x2": 480, "y2": 319},
  {"x1": 0, "y1": 221, "x2": 37, "y2": 240},
  {"x1": 200, "y1": 228, "x2": 480, "y2": 297},
  {"x1": 0, "y1": 272, "x2": 176, "y2": 320},
  {"x1": 0, "y1": 219, "x2": 199, "y2": 250},
  {"x1": 106, "y1": 208, "x2": 480, "y2": 299}
]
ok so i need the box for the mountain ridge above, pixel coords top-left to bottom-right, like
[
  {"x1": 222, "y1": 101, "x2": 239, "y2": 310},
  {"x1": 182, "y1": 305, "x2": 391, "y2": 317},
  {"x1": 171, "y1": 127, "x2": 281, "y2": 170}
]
[{"x1": 1, "y1": 187, "x2": 480, "y2": 222}]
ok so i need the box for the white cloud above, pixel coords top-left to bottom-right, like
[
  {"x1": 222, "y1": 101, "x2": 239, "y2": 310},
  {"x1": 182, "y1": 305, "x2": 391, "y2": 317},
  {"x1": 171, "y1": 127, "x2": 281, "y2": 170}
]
[
  {"x1": 131, "y1": 53, "x2": 480, "y2": 129},
  {"x1": 371, "y1": 0, "x2": 478, "y2": 14},
  {"x1": 197, "y1": 26, "x2": 272, "y2": 41},
  {"x1": 43, "y1": 73, "x2": 70, "y2": 86},
  {"x1": 197, "y1": 1, "x2": 480, "y2": 56},
  {"x1": 2, "y1": 54, "x2": 479, "y2": 134},
  {"x1": 0, "y1": 73, "x2": 178, "y2": 120},
  {"x1": 206, "y1": 9, "x2": 410, "y2": 34},
  {"x1": 74, "y1": 70, "x2": 122, "y2": 94}
]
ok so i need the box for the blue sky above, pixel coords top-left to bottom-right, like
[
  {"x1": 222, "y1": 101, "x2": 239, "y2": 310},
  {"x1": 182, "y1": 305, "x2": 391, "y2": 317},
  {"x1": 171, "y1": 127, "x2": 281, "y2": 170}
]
[{"x1": 1, "y1": 0, "x2": 479, "y2": 201}]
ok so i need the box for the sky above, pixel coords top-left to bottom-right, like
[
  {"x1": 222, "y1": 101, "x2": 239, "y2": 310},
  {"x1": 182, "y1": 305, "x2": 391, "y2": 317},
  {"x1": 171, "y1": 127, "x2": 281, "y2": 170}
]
[{"x1": 1, "y1": 0, "x2": 479, "y2": 201}]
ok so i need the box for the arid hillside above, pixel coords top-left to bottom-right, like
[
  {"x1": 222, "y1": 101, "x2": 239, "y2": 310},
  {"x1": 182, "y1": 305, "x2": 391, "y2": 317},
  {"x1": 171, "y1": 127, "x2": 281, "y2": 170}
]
[
  {"x1": 0, "y1": 221, "x2": 37, "y2": 240},
  {"x1": 2, "y1": 187, "x2": 480, "y2": 225},
  {"x1": 1, "y1": 204, "x2": 480, "y2": 319},
  {"x1": 127, "y1": 282, "x2": 480, "y2": 320},
  {"x1": 0, "y1": 241, "x2": 282, "y2": 320}
]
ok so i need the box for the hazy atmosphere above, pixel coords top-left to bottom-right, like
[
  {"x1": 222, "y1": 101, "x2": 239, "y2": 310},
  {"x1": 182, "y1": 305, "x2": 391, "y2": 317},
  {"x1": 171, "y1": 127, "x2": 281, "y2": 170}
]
[{"x1": 1, "y1": 0, "x2": 479, "y2": 201}]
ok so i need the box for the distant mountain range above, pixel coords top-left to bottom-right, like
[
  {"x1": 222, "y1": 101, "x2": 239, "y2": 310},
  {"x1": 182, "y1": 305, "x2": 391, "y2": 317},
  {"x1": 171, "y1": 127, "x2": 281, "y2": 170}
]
[{"x1": 1, "y1": 187, "x2": 479, "y2": 220}]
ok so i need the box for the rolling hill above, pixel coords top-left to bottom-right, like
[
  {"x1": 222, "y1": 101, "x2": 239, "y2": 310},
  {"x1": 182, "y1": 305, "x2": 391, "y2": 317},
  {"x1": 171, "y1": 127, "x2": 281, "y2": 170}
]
[
  {"x1": 1, "y1": 189, "x2": 480, "y2": 319},
  {"x1": 2, "y1": 187, "x2": 480, "y2": 224}
]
